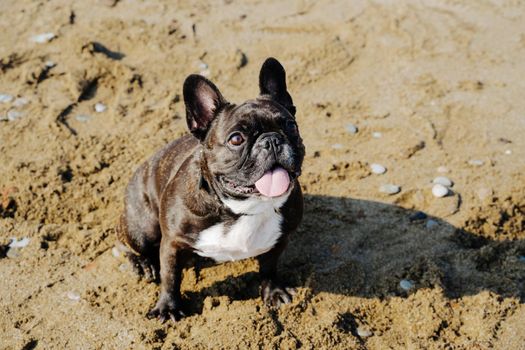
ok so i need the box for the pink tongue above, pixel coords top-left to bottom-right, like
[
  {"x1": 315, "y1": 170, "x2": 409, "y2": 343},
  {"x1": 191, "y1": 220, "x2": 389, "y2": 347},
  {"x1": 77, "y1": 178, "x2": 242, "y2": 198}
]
[{"x1": 254, "y1": 167, "x2": 290, "y2": 197}]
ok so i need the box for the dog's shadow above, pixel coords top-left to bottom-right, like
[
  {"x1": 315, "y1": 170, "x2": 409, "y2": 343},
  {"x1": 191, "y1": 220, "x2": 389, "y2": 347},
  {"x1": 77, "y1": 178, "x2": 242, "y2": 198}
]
[{"x1": 182, "y1": 194, "x2": 525, "y2": 316}]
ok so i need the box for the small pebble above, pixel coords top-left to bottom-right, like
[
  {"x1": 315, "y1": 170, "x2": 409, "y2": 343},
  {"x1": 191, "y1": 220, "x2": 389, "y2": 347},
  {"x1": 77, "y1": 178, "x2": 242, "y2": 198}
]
[
  {"x1": 331, "y1": 143, "x2": 343, "y2": 149},
  {"x1": 437, "y1": 166, "x2": 449, "y2": 173},
  {"x1": 9, "y1": 237, "x2": 30, "y2": 248},
  {"x1": 432, "y1": 176, "x2": 453, "y2": 187},
  {"x1": 119, "y1": 263, "x2": 129, "y2": 272},
  {"x1": 504, "y1": 149, "x2": 512, "y2": 155},
  {"x1": 75, "y1": 114, "x2": 91, "y2": 122},
  {"x1": 94, "y1": 102, "x2": 107, "y2": 113},
  {"x1": 45, "y1": 60, "x2": 56, "y2": 67},
  {"x1": 468, "y1": 159, "x2": 484, "y2": 166},
  {"x1": 400, "y1": 279, "x2": 414, "y2": 291},
  {"x1": 31, "y1": 32, "x2": 55, "y2": 43},
  {"x1": 7, "y1": 110, "x2": 23, "y2": 121},
  {"x1": 13, "y1": 97, "x2": 29, "y2": 107},
  {"x1": 379, "y1": 184, "x2": 400, "y2": 195},
  {"x1": 345, "y1": 123, "x2": 358, "y2": 134},
  {"x1": 0, "y1": 93, "x2": 13, "y2": 103},
  {"x1": 111, "y1": 246, "x2": 121, "y2": 258},
  {"x1": 432, "y1": 184, "x2": 449, "y2": 198},
  {"x1": 66, "y1": 291, "x2": 81, "y2": 301},
  {"x1": 409, "y1": 211, "x2": 427, "y2": 221},
  {"x1": 370, "y1": 163, "x2": 386, "y2": 174},
  {"x1": 357, "y1": 326, "x2": 373, "y2": 338},
  {"x1": 372, "y1": 132, "x2": 382, "y2": 139},
  {"x1": 426, "y1": 219, "x2": 438, "y2": 229}
]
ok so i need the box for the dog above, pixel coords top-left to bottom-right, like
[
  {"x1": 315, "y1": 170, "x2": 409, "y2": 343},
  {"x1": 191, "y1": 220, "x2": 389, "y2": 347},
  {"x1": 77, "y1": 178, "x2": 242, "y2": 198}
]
[{"x1": 116, "y1": 58, "x2": 305, "y2": 322}]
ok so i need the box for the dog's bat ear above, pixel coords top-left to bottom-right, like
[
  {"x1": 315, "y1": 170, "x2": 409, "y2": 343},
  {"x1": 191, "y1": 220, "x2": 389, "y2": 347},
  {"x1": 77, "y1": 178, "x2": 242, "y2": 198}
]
[
  {"x1": 183, "y1": 75, "x2": 227, "y2": 140},
  {"x1": 259, "y1": 58, "x2": 296, "y2": 116}
]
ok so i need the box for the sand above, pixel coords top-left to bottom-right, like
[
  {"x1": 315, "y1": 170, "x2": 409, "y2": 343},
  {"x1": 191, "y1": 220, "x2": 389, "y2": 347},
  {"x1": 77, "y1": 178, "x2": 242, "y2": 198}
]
[{"x1": 1, "y1": 0, "x2": 524, "y2": 349}]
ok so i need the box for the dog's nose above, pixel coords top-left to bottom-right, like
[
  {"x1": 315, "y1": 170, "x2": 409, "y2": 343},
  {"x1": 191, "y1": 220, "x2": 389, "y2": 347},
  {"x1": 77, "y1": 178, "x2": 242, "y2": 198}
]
[{"x1": 259, "y1": 133, "x2": 283, "y2": 151}]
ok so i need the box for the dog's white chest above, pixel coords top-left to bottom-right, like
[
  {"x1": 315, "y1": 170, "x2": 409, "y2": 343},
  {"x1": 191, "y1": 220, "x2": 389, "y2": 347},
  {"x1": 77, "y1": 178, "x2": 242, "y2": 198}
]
[{"x1": 193, "y1": 196, "x2": 288, "y2": 262}]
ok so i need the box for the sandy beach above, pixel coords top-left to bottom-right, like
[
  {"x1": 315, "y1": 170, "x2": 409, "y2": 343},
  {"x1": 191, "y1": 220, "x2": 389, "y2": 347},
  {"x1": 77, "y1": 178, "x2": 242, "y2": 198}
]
[{"x1": 1, "y1": 0, "x2": 524, "y2": 348}]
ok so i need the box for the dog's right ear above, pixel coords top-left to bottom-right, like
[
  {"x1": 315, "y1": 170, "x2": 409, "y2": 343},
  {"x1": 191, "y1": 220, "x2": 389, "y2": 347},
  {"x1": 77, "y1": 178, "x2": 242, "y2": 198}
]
[{"x1": 183, "y1": 75, "x2": 227, "y2": 141}]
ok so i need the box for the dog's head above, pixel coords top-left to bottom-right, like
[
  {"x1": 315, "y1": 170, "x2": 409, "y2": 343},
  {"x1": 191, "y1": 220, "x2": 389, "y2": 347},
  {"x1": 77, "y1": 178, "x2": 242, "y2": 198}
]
[{"x1": 183, "y1": 58, "x2": 304, "y2": 199}]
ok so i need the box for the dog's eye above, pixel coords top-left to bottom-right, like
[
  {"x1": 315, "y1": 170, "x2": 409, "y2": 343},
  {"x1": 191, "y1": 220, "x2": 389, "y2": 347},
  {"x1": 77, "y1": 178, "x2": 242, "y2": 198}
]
[
  {"x1": 228, "y1": 132, "x2": 245, "y2": 146},
  {"x1": 286, "y1": 120, "x2": 298, "y2": 135}
]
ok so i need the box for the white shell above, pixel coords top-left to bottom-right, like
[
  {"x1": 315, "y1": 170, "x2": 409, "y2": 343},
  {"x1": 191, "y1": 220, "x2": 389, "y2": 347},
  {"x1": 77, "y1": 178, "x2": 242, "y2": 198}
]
[
  {"x1": 379, "y1": 184, "x2": 400, "y2": 195},
  {"x1": 75, "y1": 114, "x2": 91, "y2": 122},
  {"x1": 432, "y1": 176, "x2": 453, "y2": 187},
  {"x1": 94, "y1": 103, "x2": 107, "y2": 113},
  {"x1": 370, "y1": 163, "x2": 386, "y2": 174},
  {"x1": 66, "y1": 291, "x2": 81, "y2": 301},
  {"x1": 345, "y1": 123, "x2": 358, "y2": 134},
  {"x1": 0, "y1": 93, "x2": 13, "y2": 103},
  {"x1": 426, "y1": 220, "x2": 438, "y2": 229},
  {"x1": 372, "y1": 132, "x2": 382, "y2": 139},
  {"x1": 357, "y1": 327, "x2": 372, "y2": 338},
  {"x1": 468, "y1": 159, "x2": 484, "y2": 166},
  {"x1": 31, "y1": 32, "x2": 56, "y2": 43},
  {"x1": 7, "y1": 110, "x2": 23, "y2": 121},
  {"x1": 400, "y1": 279, "x2": 414, "y2": 290},
  {"x1": 437, "y1": 166, "x2": 448, "y2": 173},
  {"x1": 432, "y1": 184, "x2": 449, "y2": 198},
  {"x1": 9, "y1": 237, "x2": 30, "y2": 248}
]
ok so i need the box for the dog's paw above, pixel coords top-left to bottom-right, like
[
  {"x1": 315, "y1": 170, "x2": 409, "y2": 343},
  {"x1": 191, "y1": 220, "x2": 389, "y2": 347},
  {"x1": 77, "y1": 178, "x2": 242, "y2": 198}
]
[
  {"x1": 126, "y1": 252, "x2": 159, "y2": 282},
  {"x1": 146, "y1": 297, "x2": 186, "y2": 323},
  {"x1": 261, "y1": 280, "x2": 295, "y2": 308}
]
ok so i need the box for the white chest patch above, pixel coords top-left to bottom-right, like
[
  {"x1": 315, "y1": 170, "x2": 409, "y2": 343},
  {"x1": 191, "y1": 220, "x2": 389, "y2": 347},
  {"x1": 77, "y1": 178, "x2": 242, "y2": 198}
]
[{"x1": 193, "y1": 194, "x2": 289, "y2": 262}]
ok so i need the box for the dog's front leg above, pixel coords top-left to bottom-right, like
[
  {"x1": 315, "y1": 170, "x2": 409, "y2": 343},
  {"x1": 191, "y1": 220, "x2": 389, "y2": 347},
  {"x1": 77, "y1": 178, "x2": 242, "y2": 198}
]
[
  {"x1": 146, "y1": 237, "x2": 185, "y2": 322},
  {"x1": 257, "y1": 237, "x2": 294, "y2": 308}
]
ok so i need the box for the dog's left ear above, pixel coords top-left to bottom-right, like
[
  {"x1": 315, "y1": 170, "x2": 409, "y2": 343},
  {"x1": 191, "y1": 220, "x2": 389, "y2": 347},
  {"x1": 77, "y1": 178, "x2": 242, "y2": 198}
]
[{"x1": 259, "y1": 58, "x2": 296, "y2": 116}]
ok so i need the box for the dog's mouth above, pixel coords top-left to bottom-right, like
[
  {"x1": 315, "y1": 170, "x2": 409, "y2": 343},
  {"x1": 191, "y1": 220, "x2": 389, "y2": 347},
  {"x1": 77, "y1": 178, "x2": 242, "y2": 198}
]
[{"x1": 219, "y1": 166, "x2": 298, "y2": 197}]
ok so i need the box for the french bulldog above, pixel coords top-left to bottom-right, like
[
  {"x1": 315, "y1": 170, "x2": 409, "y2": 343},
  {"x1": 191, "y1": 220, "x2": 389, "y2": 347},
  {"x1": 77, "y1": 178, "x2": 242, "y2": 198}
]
[{"x1": 116, "y1": 58, "x2": 304, "y2": 322}]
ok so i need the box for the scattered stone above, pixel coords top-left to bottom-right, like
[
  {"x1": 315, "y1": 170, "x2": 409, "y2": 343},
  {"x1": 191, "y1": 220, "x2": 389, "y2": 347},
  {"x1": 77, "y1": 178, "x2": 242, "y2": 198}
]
[
  {"x1": 432, "y1": 176, "x2": 453, "y2": 187},
  {"x1": 75, "y1": 114, "x2": 91, "y2": 122},
  {"x1": 379, "y1": 184, "x2": 400, "y2": 195},
  {"x1": 0, "y1": 93, "x2": 13, "y2": 103},
  {"x1": 119, "y1": 263, "x2": 128, "y2": 272},
  {"x1": 357, "y1": 326, "x2": 373, "y2": 338},
  {"x1": 476, "y1": 187, "x2": 493, "y2": 201},
  {"x1": 504, "y1": 149, "x2": 512, "y2": 155},
  {"x1": 426, "y1": 219, "x2": 438, "y2": 229},
  {"x1": 66, "y1": 291, "x2": 81, "y2": 301},
  {"x1": 372, "y1": 132, "x2": 382, "y2": 139},
  {"x1": 370, "y1": 163, "x2": 386, "y2": 174},
  {"x1": 468, "y1": 159, "x2": 484, "y2": 166},
  {"x1": 45, "y1": 60, "x2": 56, "y2": 68},
  {"x1": 31, "y1": 32, "x2": 56, "y2": 43},
  {"x1": 7, "y1": 110, "x2": 23, "y2": 121},
  {"x1": 400, "y1": 279, "x2": 414, "y2": 291},
  {"x1": 9, "y1": 237, "x2": 30, "y2": 248},
  {"x1": 437, "y1": 166, "x2": 448, "y2": 173},
  {"x1": 345, "y1": 123, "x2": 358, "y2": 134},
  {"x1": 409, "y1": 211, "x2": 427, "y2": 221},
  {"x1": 94, "y1": 102, "x2": 107, "y2": 113},
  {"x1": 331, "y1": 143, "x2": 343, "y2": 149},
  {"x1": 13, "y1": 97, "x2": 28, "y2": 107},
  {"x1": 111, "y1": 246, "x2": 121, "y2": 258},
  {"x1": 432, "y1": 184, "x2": 449, "y2": 198}
]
